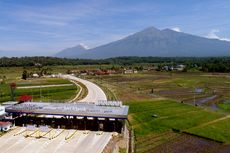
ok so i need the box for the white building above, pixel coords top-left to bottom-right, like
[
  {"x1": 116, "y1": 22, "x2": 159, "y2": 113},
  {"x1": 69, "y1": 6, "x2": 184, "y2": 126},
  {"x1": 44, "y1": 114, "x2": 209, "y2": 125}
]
[{"x1": 0, "y1": 106, "x2": 5, "y2": 116}]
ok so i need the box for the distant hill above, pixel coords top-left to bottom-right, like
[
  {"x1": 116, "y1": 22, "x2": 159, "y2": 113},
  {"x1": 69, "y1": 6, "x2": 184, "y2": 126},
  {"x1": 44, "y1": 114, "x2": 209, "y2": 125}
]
[
  {"x1": 55, "y1": 44, "x2": 88, "y2": 58},
  {"x1": 55, "y1": 26, "x2": 230, "y2": 59}
]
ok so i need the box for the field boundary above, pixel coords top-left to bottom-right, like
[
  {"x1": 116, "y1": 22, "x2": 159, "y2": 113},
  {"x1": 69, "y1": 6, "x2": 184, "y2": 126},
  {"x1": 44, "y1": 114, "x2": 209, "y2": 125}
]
[
  {"x1": 187, "y1": 115, "x2": 230, "y2": 130},
  {"x1": 182, "y1": 131, "x2": 224, "y2": 143}
]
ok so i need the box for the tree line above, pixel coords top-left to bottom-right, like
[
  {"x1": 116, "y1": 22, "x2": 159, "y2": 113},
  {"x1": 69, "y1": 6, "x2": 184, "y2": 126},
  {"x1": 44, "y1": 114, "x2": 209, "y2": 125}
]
[{"x1": 0, "y1": 56, "x2": 230, "y2": 72}]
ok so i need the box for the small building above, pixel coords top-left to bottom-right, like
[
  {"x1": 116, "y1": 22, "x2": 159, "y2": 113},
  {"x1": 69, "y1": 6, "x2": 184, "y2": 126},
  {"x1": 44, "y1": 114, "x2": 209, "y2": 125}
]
[
  {"x1": 51, "y1": 74, "x2": 56, "y2": 78},
  {"x1": 0, "y1": 106, "x2": 5, "y2": 116},
  {"x1": 32, "y1": 73, "x2": 39, "y2": 78},
  {"x1": 0, "y1": 121, "x2": 12, "y2": 131},
  {"x1": 124, "y1": 69, "x2": 137, "y2": 74},
  {"x1": 174, "y1": 64, "x2": 186, "y2": 71},
  {"x1": 162, "y1": 66, "x2": 169, "y2": 71}
]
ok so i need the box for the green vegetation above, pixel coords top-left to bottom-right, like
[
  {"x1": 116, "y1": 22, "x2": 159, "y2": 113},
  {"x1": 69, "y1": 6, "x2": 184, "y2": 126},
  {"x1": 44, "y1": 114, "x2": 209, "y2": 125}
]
[
  {"x1": 187, "y1": 118, "x2": 230, "y2": 143},
  {"x1": 17, "y1": 85, "x2": 78, "y2": 102},
  {"x1": 90, "y1": 78, "x2": 117, "y2": 101},
  {"x1": 74, "y1": 81, "x2": 88, "y2": 101},
  {"x1": 1, "y1": 61, "x2": 230, "y2": 151},
  {"x1": 119, "y1": 147, "x2": 126, "y2": 153},
  {"x1": 85, "y1": 71, "x2": 230, "y2": 151},
  {"x1": 1, "y1": 56, "x2": 230, "y2": 72},
  {"x1": 218, "y1": 103, "x2": 230, "y2": 110},
  {"x1": 127, "y1": 100, "x2": 222, "y2": 136},
  {"x1": 126, "y1": 100, "x2": 230, "y2": 152},
  {"x1": 16, "y1": 78, "x2": 72, "y2": 87},
  {"x1": 0, "y1": 75, "x2": 79, "y2": 102}
]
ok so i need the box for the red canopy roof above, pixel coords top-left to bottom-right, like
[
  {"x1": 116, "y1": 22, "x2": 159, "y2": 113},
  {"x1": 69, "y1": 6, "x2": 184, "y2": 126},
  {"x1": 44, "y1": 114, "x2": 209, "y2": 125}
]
[
  {"x1": 0, "y1": 121, "x2": 11, "y2": 126},
  {"x1": 18, "y1": 95, "x2": 32, "y2": 102}
]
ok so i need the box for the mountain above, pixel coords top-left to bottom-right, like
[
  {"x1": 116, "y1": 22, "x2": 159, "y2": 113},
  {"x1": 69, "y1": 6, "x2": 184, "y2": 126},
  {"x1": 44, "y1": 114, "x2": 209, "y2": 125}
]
[
  {"x1": 57, "y1": 26, "x2": 230, "y2": 59},
  {"x1": 55, "y1": 44, "x2": 88, "y2": 58}
]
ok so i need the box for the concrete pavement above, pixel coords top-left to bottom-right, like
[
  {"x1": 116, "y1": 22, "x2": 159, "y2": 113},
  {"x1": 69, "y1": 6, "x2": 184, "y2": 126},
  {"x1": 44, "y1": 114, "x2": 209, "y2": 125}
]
[
  {"x1": 0, "y1": 127, "x2": 112, "y2": 153},
  {"x1": 61, "y1": 75, "x2": 107, "y2": 103}
]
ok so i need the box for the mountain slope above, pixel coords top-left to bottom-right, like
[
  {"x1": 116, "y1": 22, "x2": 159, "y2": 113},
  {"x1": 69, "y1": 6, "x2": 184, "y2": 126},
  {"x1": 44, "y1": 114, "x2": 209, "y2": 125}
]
[
  {"x1": 57, "y1": 26, "x2": 230, "y2": 59},
  {"x1": 80, "y1": 27, "x2": 230, "y2": 59},
  {"x1": 55, "y1": 44, "x2": 88, "y2": 58}
]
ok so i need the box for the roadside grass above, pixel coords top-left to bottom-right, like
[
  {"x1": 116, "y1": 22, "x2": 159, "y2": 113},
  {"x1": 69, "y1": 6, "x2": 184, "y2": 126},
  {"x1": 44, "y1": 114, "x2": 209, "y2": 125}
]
[
  {"x1": 74, "y1": 81, "x2": 88, "y2": 101},
  {"x1": 87, "y1": 77, "x2": 117, "y2": 101}
]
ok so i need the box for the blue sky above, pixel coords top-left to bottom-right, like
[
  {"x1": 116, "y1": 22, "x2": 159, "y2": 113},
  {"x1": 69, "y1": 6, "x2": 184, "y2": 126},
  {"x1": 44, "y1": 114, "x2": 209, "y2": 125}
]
[{"x1": 0, "y1": 0, "x2": 230, "y2": 56}]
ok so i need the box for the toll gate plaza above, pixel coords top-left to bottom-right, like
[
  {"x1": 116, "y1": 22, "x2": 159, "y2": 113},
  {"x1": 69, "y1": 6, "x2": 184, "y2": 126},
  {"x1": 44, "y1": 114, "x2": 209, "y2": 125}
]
[{"x1": 5, "y1": 101, "x2": 129, "y2": 133}]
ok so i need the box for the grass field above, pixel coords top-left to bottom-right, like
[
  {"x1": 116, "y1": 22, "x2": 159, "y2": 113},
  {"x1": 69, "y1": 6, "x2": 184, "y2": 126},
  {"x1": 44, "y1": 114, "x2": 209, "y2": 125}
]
[
  {"x1": 85, "y1": 71, "x2": 230, "y2": 152},
  {"x1": 218, "y1": 103, "x2": 230, "y2": 110},
  {"x1": 17, "y1": 85, "x2": 79, "y2": 102},
  {"x1": 187, "y1": 117, "x2": 230, "y2": 143},
  {"x1": 125, "y1": 100, "x2": 230, "y2": 152},
  {"x1": 0, "y1": 69, "x2": 79, "y2": 103}
]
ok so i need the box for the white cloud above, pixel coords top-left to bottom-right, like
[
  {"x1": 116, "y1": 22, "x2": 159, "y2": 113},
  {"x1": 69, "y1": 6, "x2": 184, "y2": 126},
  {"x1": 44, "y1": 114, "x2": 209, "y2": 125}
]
[
  {"x1": 207, "y1": 29, "x2": 230, "y2": 42},
  {"x1": 171, "y1": 27, "x2": 181, "y2": 32}
]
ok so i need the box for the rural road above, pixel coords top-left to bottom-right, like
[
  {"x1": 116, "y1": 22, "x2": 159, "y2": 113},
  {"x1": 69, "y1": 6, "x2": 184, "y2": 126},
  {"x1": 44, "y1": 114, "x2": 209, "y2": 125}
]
[{"x1": 61, "y1": 75, "x2": 107, "y2": 103}]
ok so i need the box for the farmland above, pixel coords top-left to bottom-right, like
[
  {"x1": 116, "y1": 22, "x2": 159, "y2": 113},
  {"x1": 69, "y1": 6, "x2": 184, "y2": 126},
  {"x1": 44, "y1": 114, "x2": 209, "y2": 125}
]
[
  {"x1": 126, "y1": 100, "x2": 230, "y2": 152},
  {"x1": 87, "y1": 72, "x2": 230, "y2": 112},
  {"x1": 85, "y1": 71, "x2": 230, "y2": 152},
  {"x1": 1, "y1": 66, "x2": 230, "y2": 152}
]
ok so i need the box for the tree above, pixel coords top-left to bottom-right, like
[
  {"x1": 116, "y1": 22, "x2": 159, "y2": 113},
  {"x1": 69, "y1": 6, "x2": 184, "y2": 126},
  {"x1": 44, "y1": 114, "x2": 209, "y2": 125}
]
[
  {"x1": 22, "y1": 70, "x2": 28, "y2": 80},
  {"x1": 10, "y1": 82, "x2": 16, "y2": 101}
]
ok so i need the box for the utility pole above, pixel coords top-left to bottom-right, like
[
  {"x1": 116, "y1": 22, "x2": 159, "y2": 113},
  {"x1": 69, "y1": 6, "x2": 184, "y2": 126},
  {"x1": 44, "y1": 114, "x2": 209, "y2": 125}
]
[
  {"x1": 193, "y1": 88, "x2": 196, "y2": 106},
  {"x1": 40, "y1": 85, "x2": 42, "y2": 102}
]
